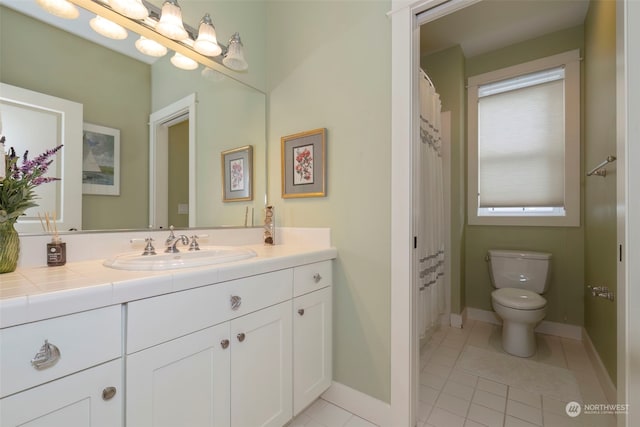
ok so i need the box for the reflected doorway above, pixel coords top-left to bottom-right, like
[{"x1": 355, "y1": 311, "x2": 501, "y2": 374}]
[
  {"x1": 168, "y1": 120, "x2": 189, "y2": 227},
  {"x1": 149, "y1": 93, "x2": 196, "y2": 229}
]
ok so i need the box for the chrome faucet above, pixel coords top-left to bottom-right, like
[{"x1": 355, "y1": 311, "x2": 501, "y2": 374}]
[{"x1": 164, "y1": 226, "x2": 189, "y2": 253}]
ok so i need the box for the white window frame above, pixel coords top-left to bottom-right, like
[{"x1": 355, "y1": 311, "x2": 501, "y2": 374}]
[{"x1": 467, "y1": 49, "x2": 581, "y2": 227}]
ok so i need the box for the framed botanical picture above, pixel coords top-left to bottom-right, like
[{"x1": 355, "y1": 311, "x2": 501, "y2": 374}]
[
  {"x1": 82, "y1": 123, "x2": 120, "y2": 196},
  {"x1": 221, "y1": 145, "x2": 253, "y2": 202},
  {"x1": 281, "y1": 128, "x2": 326, "y2": 198}
]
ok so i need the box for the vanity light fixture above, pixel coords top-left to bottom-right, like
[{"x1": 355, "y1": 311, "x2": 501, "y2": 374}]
[
  {"x1": 222, "y1": 33, "x2": 248, "y2": 71},
  {"x1": 36, "y1": 0, "x2": 80, "y2": 19},
  {"x1": 155, "y1": 0, "x2": 188, "y2": 41},
  {"x1": 135, "y1": 36, "x2": 167, "y2": 57},
  {"x1": 170, "y1": 52, "x2": 198, "y2": 70},
  {"x1": 107, "y1": 0, "x2": 148, "y2": 20},
  {"x1": 38, "y1": 0, "x2": 249, "y2": 72},
  {"x1": 193, "y1": 14, "x2": 222, "y2": 57},
  {"x1": 89, "y1": 15, "x2": 128, "y2": 40}
]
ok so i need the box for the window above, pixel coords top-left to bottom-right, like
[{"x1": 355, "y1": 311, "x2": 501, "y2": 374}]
[{"x1": 467, "y1": 50, "x2": 581, "y2": 226}]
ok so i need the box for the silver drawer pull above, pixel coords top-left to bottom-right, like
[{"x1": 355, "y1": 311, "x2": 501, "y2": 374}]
[
  {"x1": 31, "y1": 340, "x2": 61, "y2": 370},
  {"x1": 221, "y1": 339, "x2": 230, "y2": 349},
  {"x1": 230, "y1": 295, "x2": 242, "y2": 310},
  {"x1": 237, "y1": 332, "x2": 246, "y2": 342},
  {"x1": 298, "y1": 309, "x2": 305, "y2": 316},
  {"x1": 313, "y1": 273, "x2": 322, "y2": 283},
  {"x1": 102, "y1": 386, "x2": 117, "y2": 401}
]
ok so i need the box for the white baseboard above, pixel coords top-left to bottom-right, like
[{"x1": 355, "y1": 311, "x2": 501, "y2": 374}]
[
  {"x1": 582, "y1": 328, "x2": 617, "y2": 404},
  {"x1": 450, "y1": 308, "x2": 467, "y2": 329},
  {"x1": 321, "y1": 381, "x2": 391, "y2": 426},
  {"x1": 465, "y1": 307, "x2": 583, "y2": 340}
]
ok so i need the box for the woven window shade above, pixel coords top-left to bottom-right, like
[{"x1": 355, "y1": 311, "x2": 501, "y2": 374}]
[{"x1": 478, "y1": 71, "x2": 565, "y2": 208}]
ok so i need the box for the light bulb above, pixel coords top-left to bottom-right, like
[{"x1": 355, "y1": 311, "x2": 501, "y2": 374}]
[
  {"x1": 193, "y1": 14, "x2": 222, "y2": 57},
  {"x1": 222, "y1": 33, "x2": 248, "y2": 71},
  {"x1": 156, "y1": 0, "x2": 188, "y2": 41},
  {"x1": 90, "y1": 15, "x2": 128, "y2": 40},
  {"x1": 108, "y1": 0, "x2": 148, "y2": 20},
  {"x1": 135, "y1": 36, "x2": 168, "y2": 57},
  {"x1": 36, "y1": 0, "x2": 79, "y2": 19},
  {"x1": 171, "y1": 52, "x2": 198, "y2": 70}
]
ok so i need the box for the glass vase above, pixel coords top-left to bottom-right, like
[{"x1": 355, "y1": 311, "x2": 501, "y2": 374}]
[{"x1": 0, "y1": 221, "x2": 20, "y2": 273}]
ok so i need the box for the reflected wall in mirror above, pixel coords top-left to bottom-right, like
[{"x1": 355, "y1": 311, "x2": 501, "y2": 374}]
[{"x1": 0, "y1": 1, "x2": 266, "y2": 232}]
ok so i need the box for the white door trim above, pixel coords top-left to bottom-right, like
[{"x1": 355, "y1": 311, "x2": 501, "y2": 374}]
[
  {"x1": 149, "y1": 94, "x2": 196, "y2": 229},
  {"x1": 617, "y1": 1, "x2": 640, "y2": 425},
  {"x1": 393, "y1": 1, "x2": 637, "y2": 426}
]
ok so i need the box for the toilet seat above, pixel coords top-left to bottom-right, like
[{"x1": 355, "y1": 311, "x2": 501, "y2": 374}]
[{"x1": 492, "y1": 288, "x2": 546, "y2": 310}]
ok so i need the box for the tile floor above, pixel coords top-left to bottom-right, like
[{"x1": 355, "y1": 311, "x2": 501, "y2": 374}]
[
  {"x1": 291, "y1": 320, "x2": 616, "y2": 427},
  {"x1": 290, "y1": 398, "x2": 377, "y2": 427},
  {"x1": 417, "y1": 320, "x2": 615, "y2": 427}
]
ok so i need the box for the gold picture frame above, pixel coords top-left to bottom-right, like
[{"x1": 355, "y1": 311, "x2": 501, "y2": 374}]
[
  {"x1": 221, "y1": 145, "x2": 253, "y2": 202},
  {"x1": 281, "y1": 128, "x2": 326, "y2": 198}
]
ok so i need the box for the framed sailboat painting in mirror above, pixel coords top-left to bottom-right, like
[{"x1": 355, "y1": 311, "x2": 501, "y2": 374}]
[{"x1": 82, "y1": 123, "x2": 120, "y2": 196}]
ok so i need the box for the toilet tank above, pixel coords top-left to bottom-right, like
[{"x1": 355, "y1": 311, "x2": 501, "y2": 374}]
[{"x1": 488, "y1": 250, "x2": 552, "y2": 294}]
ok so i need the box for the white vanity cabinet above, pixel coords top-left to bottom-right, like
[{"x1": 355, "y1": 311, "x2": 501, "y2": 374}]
[
  {"x1": 125, "y1": 269, "x2": 295, "y2": 427},
  {"x1": 0, "y1": 257, "x2": 333, "y2": 427},
  {"x1": 292, "y1": 262, "x2": 333, "y2": 416},
  {"x1": 230, "y1": 300, "x2": 292, "y2": 427},
  {"x1": 0, "y1": 305, "x2": 123, "y2": 427}
]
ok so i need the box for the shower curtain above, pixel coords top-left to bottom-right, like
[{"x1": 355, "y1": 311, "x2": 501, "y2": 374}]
[{"x1": 417, "y1": 69, "x2": 446, "y2": 339}]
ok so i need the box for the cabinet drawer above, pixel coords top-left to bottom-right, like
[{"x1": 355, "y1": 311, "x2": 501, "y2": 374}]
[
  {"x1": 1, "y1": 359, "x2": 122, "y2": 427},
  {"x1": 293, "y1": 261, "x2": 332, "y2": 297},
  {"x1": 0, "y1": 305, "x2": 122, "y2": 398},
  {"x1": 127, "y1": 269, "x2": 293, "y2": 354}
]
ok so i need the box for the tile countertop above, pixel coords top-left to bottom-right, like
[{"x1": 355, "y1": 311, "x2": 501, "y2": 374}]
[{"x1": 0, "y1": 244, "x2": 337, "y2": 329}]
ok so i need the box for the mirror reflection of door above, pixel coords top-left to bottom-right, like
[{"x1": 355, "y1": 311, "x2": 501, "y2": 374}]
[{"x1": 167, "y1": 120, "x2": 189, "y2": 228}]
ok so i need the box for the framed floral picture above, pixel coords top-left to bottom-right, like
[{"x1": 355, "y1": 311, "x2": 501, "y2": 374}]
[
  {"x1": 281, "y1": 128, "x2": 326, "y2": 198},
  {"x1": 221, "y1": 145, "x2": 253, "y2": 202},
  {"x1": 82, "y1": 123, "x2": 120, "y2": 196}
]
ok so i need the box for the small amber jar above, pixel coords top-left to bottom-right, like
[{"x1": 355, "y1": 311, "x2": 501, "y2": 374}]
[{"x1": 47, "y1": 238, "x2": 66, "y2": 267}]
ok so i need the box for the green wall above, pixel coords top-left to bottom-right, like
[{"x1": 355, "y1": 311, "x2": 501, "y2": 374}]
[
  {"x1": 0, "y1": 6, "x2": 151, "y2": 230},
  {"x1": 420, "y1": 46, "x2": 466, "y2": 314},
  {"x1": 266, "y1": 1, "x2": 391, "y2": 402},
  {"x1": 584, "y1": 0, "x2": 617, "y2": 383},
  {"x1": 464, "y1": 26, "x2": 586, "y2": 325}
]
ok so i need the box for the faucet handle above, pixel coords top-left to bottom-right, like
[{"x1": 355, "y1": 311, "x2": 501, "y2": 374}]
[
  {"x1": 189, "y1": 234, "x2": 209, "y2": 251},
  {"x1": 129, "y1": 237, "x2": 157, "y2": 256}
]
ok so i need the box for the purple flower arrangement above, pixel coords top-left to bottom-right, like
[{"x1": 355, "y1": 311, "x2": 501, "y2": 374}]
[{"x1": 0, "y1": 136, "x2": 63, "y2": 224}]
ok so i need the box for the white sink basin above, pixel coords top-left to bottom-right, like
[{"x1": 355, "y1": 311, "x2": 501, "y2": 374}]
[{"x1": 103, "y1": 246, "x2": 257, "y2": 271}]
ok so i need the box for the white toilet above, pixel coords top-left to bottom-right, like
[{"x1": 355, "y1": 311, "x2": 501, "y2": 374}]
[{"x1": 488, "y1": 249, "x2": 552, "y2": 357}]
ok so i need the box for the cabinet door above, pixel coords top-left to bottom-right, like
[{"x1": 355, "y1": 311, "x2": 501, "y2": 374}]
[
  {"x1": 0, "y1": 359, "x2": 122, "y2": 427},
  {"x1": 293, "y1": 287, "x2": 332, "y2": 415},
  {"x1": 230, "y1": 301, "x2": 292, "y2": 427},
  {"x1": 126, "y1": 323, "x2": 231, "y2": 427}
]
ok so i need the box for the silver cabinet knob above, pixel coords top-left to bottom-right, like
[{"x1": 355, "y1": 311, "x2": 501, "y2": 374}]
[
  {"x1": 237, "y1": 332, "x2": 246, "y2": 342},
  {"x1": 31, "y1": 340, "x2": 61, "y2": 370},
  {"x1": 220, "y1": 339, "x2": 230, "y2": 349},
  {"x1": 313, "y1": 273, "x2": 322, "y2": 283},
  {"x1": 230, "y1": 295, "x2": 242, "y2": 310},
  {"x1": 298, "y1": 309, "x2": 305, "y2": 316},
  {"x1": 102, "y1": 386, "x2": 117, "y2": 401}
]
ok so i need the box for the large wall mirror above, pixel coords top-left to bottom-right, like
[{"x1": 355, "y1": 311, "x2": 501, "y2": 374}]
[{"x1": 0, "y1": 0, "x2": 266, "y2": 233}]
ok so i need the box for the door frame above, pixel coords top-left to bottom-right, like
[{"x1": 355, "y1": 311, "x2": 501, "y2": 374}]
[
  {"x1": 149, "y1": 93, "x2": 196, "y2": 229},
  {"x1": 391, "y1": 0, "x2": 636, "y2": 425}
]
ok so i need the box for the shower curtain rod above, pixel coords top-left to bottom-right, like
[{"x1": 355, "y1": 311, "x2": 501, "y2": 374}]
[{"x1": 420, "y1": 69, "x2": 435, "y2": 88}]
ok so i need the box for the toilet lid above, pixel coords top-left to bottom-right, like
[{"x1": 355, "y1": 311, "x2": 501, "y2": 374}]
[{"x1": 492, "y1": 288, "x2": 546, "y2": 310}]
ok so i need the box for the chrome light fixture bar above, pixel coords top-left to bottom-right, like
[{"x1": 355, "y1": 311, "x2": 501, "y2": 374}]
[{"x1": 64, "y1": 0, "x2": 247, "y2": 72}]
